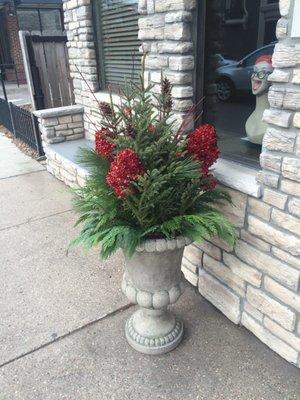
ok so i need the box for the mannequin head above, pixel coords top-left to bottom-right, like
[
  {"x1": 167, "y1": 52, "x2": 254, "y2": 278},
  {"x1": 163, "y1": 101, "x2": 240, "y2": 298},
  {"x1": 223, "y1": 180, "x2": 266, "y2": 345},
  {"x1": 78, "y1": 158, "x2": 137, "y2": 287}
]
[{"x1": 251, "y1": 55, "x2": 273, "y2": 96}]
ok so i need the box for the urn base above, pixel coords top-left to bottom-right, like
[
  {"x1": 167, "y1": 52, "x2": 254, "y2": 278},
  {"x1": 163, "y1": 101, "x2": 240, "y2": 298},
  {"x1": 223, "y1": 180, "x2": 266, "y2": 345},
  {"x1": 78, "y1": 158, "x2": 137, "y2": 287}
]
[{"x1": 125, "y1": 308, "x2": 184, "y2": 355}]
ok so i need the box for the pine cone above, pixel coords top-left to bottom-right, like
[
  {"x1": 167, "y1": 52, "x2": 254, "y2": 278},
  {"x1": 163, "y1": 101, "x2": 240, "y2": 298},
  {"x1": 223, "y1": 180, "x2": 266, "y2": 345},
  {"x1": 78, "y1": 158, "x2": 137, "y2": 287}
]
[
  {"x1": 161, "y1": 77, "x2": 171, "y2": 96},
  {"x1": 125, "y1": 123, "x2": 135, "y2": 137},
  {"x1": 99, "y1": 101, "x2": 113, "y2": 116}
]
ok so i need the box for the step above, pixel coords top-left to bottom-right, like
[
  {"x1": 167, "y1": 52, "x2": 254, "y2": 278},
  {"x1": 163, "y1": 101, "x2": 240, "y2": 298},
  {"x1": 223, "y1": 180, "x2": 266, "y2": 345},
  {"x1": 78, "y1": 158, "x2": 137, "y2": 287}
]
[{"x1": 45, "y1": 139, "x2": 92, "y2": 188}]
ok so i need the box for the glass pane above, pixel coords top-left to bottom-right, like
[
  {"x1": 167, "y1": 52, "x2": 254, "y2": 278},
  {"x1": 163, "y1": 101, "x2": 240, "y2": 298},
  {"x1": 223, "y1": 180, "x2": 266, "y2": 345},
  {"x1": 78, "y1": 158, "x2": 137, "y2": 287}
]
[
  {"x1": 201, "y1": 0, "x2": 279, "y2": 167},
  {"x1": 17, "y1": 9, "x2": 40, "y2": 31},
  {"x1": 40, "y1": 9, "x2": 62, "y2": 31}
]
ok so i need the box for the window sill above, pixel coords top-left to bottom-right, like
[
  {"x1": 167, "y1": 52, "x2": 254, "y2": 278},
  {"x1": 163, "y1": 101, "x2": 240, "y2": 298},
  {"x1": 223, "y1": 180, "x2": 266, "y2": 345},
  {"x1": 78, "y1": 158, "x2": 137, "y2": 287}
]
[
  {"x1": 212, "y1": 158, "x2": 262, "y2": 198},
  {"x1": 94, "y1": 90, "x2": 121, "y2": 104}
]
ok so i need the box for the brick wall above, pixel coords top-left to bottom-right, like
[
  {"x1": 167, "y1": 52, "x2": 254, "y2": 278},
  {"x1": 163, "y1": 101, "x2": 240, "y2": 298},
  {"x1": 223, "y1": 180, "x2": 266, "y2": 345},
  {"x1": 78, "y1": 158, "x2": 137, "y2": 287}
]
[
  {"x1": 62, "y1": 0, "x2": 300, "y2": 366},
  {"x1": 3, "y1": 5, "x2": 26, "y2": 83}
]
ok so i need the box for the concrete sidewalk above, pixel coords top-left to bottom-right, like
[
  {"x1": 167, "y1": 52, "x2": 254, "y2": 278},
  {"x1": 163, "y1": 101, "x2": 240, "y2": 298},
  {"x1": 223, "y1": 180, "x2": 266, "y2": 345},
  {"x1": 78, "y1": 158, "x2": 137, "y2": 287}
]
[{"x1": 0, "y1": 133, "x2": 299, "y2": 400}]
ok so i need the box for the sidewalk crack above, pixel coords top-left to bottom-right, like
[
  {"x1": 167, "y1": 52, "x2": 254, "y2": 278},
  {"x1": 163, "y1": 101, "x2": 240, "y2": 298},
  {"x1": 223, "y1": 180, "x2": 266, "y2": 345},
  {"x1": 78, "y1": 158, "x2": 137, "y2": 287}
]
[{"x1": 0, "y1": 303, "x2": 133, "y2": 369}]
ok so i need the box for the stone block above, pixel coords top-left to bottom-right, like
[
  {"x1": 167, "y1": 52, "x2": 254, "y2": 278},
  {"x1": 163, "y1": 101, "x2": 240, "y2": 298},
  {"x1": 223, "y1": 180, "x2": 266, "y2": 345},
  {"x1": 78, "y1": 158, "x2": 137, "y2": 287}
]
[
  {"x1": 164, "y1": 22, "x2": 191, "y2": 41},
  {"x1": 68, "y1": 122, "x2": 84, "y2": 129},
  {"x1": 155, "y1": 0, "x2": 196, "y2": 13},
  {"x1": 72, "y1": 114, "x2": 83, "y2": 122},
  {"x1": 198, "y1": 272, "x2": 241, "y2": 324},
  {"x1": 195, "y1": 240, "x2": 221, "y2": 260},
  {"x1": 56, "y1": 129, "x2": 74, "y2": 137},
  {"x1": 246, "y1": 286, "x2": 295, "y2": 331},
  {"x1": 263, "y1": 108, "x2": 292, "y2": 128},
  {"x1": 243, "y1": 302, "x2": 263, "y2": 322},
  {"x1": 165, "y1": 71, "x2": 192, "y2": 85},
  {"x1": 171, "y1": 85, "x2": 193, "y2": 98},
  {"x1": 283, "y1": 90, "x2": 300, "y2": 111},
  {"x1": 145, "y1": 55, "x2": 168, "y2": 69},
  {"x1": 264, "y1": 317, "x2": 300, "y2": 352},
  {"x1": 260, "y1": 153, "x2": 282, "y2": 172},
  {"x1": 268, "y1": 87, "x2": 284, "y2": 108},
  {"x1": 182, "y1": 256, "x2": 198, "y2": 274},
  {"x1": 60, "y1": 167, "x2": 77, "y2": 183},
  {"x1": 279, "y1": 0, "x2": 291, "y2": 16},
  {"x1": 66, "y1": 133, "x2": 84, "y2": 141},
  {"x1": 55, "y1": 124, "x2": 68, "y2": 131},
  {"x1": 42, "y1": 117, "x2": 59, "y2": 127},
  {"x1": 139, "y1": 14, "x2": 165, "y2": 29},
  {"x1": 282, "y1": 157, "x2": 300, "y2": 182},
  {"x1": 223, "y1": 252, "x2": 262, "y2": 287},
  {"x1": 263, "y1": 188, "x2": 287, "y2": 210},
  {"x1": 271, "y1": 209, "x2": 300, "y2": 236},
  {"x1": 209, "y1": 236, "x2": 234, "y2": 253},
  {"x1": 248, "y1": 198, "x2": 271, "y2": 220},
  {"x1": 183, "y1": 244, "x2": 203, "y2": 266},
  {"x1": 169, "y1": 55, "x2": 194, "y2": 71},
  {"x1": 241, "y1": 313, "x2": 298, "y2": 364},
  {"x1": 264, "y1": 276, "x2": 300, "y2": 312},
  {"x1": 263, "y1": 127, "x2": 296, "y2": 152},
  {"x1": 138, "y1": 27, "x2": 164, "y2": 40},
  {"x1": 288, "y1": 197, "x2": 300, "y2": 218},
  {"x1": 268, "y1": 69, "x2": 290, "y2": 83},
  {"x1": 272, "y1": 43, "x2": 300, "y2": 68},
  {"x1": 276, "y1": 17, "x2": 288, "y2": 39},
  {"x1": 292, "y1": 69, "x2": 300, "y2": 84},
  {"x1": 280, "y1": 179, "x2": 300, "y2": 196},
  {"x1": 294, "y1": 112, "x2": 300, "y2": 128},
  {"x1": 256, "y1": 170, "x2": 279, "y2": 188},
  {"x1": 272, "y1": 246, "x2": 300, "y2": 270},
  {"x1": 182, "y1": 264, "x2": 198, "y2": 286},
  {"x1": 248, "y1": 215, "x2": 300, "y2": 257},
  {"x1": 235, "y1": 240, "x2": 299, "y2": 290},
  {"x1": 172, "y1": 99, "x2": 193, "y2": 111},
  {"x1": 165, "y1": 11, "x2": 192, "y2": 23},
  {"x1": 216, "y1": 187, "x2": 247, "y2": 228},
  {"x1": 240, "y1": 230, "x2": 271, "y2": 252},
  {"x1": 157, "y1": 41, "x2": 193, "y2": 54},
  {"x1": 203, "y1": 254, "x2": 245, "y2": 297}
]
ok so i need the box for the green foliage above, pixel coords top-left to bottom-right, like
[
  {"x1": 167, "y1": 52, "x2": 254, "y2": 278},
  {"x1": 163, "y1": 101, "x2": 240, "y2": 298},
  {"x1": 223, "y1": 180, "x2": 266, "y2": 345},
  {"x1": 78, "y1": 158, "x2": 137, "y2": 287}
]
[{"x1": 71, "y1": 62, "x2": 236, "y2": 259}]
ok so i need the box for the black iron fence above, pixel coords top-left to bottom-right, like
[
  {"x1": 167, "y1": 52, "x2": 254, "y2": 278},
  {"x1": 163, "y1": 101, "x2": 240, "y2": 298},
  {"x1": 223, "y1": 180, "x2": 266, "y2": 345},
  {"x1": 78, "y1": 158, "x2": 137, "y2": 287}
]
[
  {"x1": 0, "y1": 98, "x2": 44, "y2": 156},
  {"x1": 10, "y1": 103, "x2": 44, "y2": 156},
  {"x1": 0, "y1": 97, "x2": 13, "y2": 132}
]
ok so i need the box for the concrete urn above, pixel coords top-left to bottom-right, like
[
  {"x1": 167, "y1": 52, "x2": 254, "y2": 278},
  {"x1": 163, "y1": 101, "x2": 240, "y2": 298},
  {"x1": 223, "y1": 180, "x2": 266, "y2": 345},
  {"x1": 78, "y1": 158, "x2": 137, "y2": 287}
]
[{"x1": 121, "y1": 236, "x2": 192, "y2": 355}]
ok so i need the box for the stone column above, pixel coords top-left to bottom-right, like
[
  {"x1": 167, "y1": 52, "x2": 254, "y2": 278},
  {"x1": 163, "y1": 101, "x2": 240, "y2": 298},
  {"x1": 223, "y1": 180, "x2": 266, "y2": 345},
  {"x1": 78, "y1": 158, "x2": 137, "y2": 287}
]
[{"x1": 138, "y1": 0, "x2": 196, "y2": 130}]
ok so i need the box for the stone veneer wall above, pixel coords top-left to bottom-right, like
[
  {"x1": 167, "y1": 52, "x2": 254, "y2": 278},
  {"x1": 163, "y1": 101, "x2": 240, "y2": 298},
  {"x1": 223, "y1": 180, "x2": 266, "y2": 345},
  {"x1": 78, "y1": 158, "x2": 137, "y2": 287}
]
[
  {"x1": 183, "y1": 0, "x2": 300, "y2": 367},
  {"x1": 62, "y1": 0, "x2": 196, "y2": 138},
  {"x1": 34, "y1": 105, "x2": 87, "y2": 187},
  {"x1": 60, "y1": 0, "x2": 300, "y2": 365}
]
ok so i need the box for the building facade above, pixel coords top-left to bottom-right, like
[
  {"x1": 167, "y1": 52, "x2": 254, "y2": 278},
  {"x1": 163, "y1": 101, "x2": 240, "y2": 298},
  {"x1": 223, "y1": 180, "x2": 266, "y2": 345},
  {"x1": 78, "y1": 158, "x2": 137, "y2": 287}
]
[{"x1": 38, "y1": 0, "x2": 300, "y2": 367}]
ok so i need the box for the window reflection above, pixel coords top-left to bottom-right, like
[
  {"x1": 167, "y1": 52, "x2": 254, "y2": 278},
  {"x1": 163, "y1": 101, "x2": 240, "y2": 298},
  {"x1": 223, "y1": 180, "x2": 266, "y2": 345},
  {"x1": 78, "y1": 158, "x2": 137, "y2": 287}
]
[{"x1": 204, "y1": 0, "x2": 279, "y2": 166}]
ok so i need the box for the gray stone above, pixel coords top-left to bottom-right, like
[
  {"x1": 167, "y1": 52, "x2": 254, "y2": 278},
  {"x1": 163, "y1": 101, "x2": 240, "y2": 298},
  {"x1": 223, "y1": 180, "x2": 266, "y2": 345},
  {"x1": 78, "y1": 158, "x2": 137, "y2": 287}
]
[
  {"x1": 34, "y1": 105, "x2": 84, "y2": 119},
  {"x1": 0, "y1": 134, "x2": 44, "y2": 180},
  {"x1": 123, "y1": 237, "x2": 191, "y2": 355},
  {"x1": 1, "y1": 286, "x2": 300, "y2": 399}
]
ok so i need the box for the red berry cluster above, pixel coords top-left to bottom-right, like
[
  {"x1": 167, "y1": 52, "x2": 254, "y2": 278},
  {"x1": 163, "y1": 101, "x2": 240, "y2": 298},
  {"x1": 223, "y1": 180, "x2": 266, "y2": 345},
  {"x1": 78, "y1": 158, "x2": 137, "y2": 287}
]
[
  {"x1": 106, "y1": 148, "x2": 144, "y2": 198},
  {"x1": 187, "y1": 124, "x2": 220, "y2": 175},
  {"x1": 95, "y1": 129, "x2": 116, "y2": 160}
]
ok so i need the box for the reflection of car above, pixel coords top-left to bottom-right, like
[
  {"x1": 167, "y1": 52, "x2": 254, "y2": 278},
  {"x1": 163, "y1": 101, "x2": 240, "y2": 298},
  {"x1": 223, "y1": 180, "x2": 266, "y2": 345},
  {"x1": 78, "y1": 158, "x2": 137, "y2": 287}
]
[
  {"x1": 216, "y1": 44, "x2": 275, "y2": 101},
  {"x1": 216, "y1": 54, "x2": 236, "y2": 67}
]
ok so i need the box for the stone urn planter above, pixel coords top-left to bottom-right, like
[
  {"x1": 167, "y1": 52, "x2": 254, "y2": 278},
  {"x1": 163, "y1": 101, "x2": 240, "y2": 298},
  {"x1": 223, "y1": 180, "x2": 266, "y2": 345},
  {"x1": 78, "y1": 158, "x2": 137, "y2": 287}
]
[{"x1": 121, "y1": 236, "x2": 192, "y2": 355}]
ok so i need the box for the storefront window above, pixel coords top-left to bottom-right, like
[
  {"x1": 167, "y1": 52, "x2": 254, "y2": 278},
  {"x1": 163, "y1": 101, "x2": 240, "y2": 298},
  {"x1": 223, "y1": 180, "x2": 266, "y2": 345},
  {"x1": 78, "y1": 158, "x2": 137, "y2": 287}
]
[{"x1": 199, "y1": 0, "x2": 279, "y2": 167}]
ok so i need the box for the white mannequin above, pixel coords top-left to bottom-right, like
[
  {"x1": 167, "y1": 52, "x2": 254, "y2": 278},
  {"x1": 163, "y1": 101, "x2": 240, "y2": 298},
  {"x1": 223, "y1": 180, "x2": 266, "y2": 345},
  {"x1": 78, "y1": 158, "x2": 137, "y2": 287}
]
[{"x1": 245, "y1": 55, "x2": 273, "y2": 145}]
